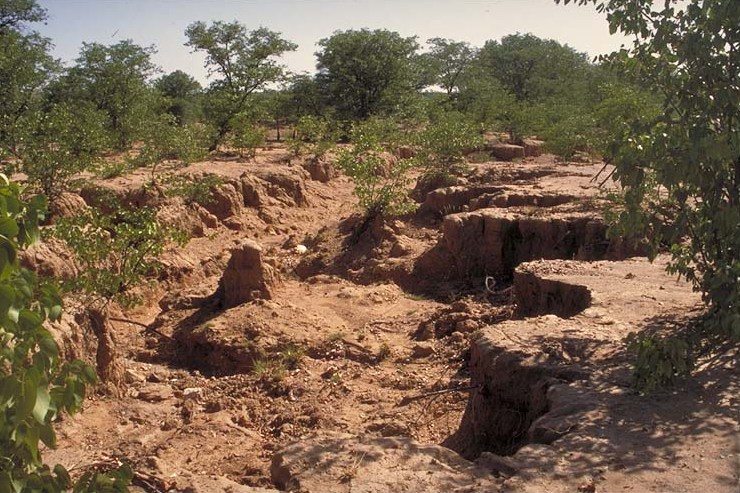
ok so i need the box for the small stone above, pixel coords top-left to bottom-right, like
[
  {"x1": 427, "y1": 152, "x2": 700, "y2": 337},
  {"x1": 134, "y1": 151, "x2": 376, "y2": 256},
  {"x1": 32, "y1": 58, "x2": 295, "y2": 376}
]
[
  {"x1": 124, "y1": 368, "x2": 146, "y2": 384},
  {"x1": 183, "y1": 387, "x2": 204, "y2": 401},
  {"x1": 411, "y1": 342, "x2": 435, "y2": 358}
]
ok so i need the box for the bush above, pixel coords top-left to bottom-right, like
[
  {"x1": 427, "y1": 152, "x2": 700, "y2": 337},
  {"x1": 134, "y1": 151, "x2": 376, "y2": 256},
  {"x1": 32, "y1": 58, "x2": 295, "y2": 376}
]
[
  {"x1": 163, "y1": 173, "x2": 225, "y2": 206},
  {"x1": 414, "y1": 113, "x2": 483, "y2": 178},
  {"x1": 287, "y1": 115, "x2": 338, "y2": 158},
  {"x1": 21, "y1": 103, "x2": 109, "y2": 199},
  {"x1": 227, "y1": 113, "x2": 266, "y2": 159},
  {"x1": 0, "y1": 174, "x2": 130, "y2": 492},
  {"x1": 132, "y1": 115, "x2": 210, "y2": 179},
  {"x1": 336, "y1": 119, "x2": 416, "y2": 219}
]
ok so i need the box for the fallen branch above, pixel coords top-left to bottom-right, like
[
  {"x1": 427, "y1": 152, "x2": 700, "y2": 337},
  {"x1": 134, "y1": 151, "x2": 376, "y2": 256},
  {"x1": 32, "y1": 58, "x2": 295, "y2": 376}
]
[{"x1": 398, "y1": 384, "x2": 479, "y2": 406}]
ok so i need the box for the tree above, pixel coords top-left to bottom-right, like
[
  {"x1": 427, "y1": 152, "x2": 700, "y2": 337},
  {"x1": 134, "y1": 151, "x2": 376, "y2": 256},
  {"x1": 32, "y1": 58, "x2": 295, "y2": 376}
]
[
  {"x1": 0, "y1": 2, "x2": 57, "y2": 160},
  {"x1": 21, "y1": 102, "x2": 109, "y2": 199},
  {"x1": 185, "y1": 21, "x2": 296, "y2": 149},
  {"x1": 422, "y1": 38, "x2": 477, "y2": 96},
  {"x1": 61, "y1": 40, "x2": 158, "y2": 149},
  {"x1": 316, "y1": 29, "x2": 420, "y2": 120},
  {"x1": 559, "y1": 0, "x2": 740, "y2": 385},
  {"x1": 476, "y1": 33, "x2": 592, "y2": 102},
  {"x1": 154, "y1": 69, "x2": 202, "y2": 125}
]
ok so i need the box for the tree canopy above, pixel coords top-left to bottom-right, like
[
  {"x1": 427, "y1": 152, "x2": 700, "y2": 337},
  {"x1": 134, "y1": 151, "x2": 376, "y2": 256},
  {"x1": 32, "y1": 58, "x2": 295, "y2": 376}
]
[{"x1": 316, "y1": 29, "x2": 421, "y2": 120}]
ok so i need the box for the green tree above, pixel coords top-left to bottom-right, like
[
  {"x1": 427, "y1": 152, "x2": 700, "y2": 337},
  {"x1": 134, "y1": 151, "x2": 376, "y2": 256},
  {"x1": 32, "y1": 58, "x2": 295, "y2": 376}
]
[
  {"x1": 61, "y1": 40, "x2": 158, "y2": 149},
  {"x1": 560, "y1": 0, "x2": 740, "y2": 385},
  {"x1": 0, "y1": 2, "x2": 57, "y2": 160},
  {"x1": 316, "y1": 29, "x2": 420, "y2": 120},
  {"x1": 476, "y1": 33, "x2": 592, "y2": 102},
  {"x1": 422, "y1": 37, "x2": 477, "y2": 96},
  {"x1": 154, "y1": 69, "x2": 203, "y2": 125},
  {"x1": 21, "y1": 102, "x2": 109, "y2": 199},
  {"x1": 0, "y1": 174, "x2": 131, "y2": 492},
  {"x1": 185, "y1": 21, "x2": 296, "y2": 149}
]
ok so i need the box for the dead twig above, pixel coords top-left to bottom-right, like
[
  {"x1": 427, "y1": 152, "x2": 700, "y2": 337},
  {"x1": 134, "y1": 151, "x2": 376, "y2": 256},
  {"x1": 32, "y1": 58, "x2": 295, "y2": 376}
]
[{"x1": 398, "y1": 384, "x2": 479, "y2": 406}]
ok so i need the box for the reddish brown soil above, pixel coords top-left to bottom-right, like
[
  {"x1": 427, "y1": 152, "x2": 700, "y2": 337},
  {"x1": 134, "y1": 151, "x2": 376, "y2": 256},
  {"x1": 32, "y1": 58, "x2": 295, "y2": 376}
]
[{"x1": 41, "y1": 149, "x2": 738, "y2": 493}]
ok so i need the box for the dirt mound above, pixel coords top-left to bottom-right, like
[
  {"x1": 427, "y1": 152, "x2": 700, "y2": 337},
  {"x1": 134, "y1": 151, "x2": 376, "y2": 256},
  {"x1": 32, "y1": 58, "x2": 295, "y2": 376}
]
[
  {"x1": 221, "y1": 239, "x2": 280, "y2": 307},
  {"x1": 271, "y1": 432, "x2": 500, "y2": 493}
]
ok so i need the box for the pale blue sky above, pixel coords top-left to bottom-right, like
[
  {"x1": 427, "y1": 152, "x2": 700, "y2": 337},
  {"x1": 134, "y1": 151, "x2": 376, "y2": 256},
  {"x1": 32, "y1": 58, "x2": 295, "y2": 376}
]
[{"x1": 36, "y1": 0, "x2": 630, "y2": 84}]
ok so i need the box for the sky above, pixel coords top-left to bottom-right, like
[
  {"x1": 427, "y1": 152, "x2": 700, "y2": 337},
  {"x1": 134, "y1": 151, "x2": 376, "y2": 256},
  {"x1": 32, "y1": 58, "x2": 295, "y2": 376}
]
[{"x1": 36, "y1": 0, "x2": 631, "y2": 85}]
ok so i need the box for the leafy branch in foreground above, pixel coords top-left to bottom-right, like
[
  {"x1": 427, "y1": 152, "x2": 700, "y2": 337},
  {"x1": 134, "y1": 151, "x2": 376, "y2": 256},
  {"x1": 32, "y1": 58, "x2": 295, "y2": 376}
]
[
  {"x1": 0, "y1": 174, "x2": 130, "y2": 492},
  {"x1": 560, "y1": 0, "x2": 740, "y2": 390}
]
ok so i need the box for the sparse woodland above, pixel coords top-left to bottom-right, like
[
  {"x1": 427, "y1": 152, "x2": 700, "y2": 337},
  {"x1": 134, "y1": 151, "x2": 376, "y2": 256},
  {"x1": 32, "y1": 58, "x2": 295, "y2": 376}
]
[{"x1": 0, "y1": 0, "x2": 738, "y2": 491}]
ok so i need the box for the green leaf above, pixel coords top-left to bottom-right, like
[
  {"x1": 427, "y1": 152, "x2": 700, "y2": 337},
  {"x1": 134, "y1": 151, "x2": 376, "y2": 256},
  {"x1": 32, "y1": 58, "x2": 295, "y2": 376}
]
[
  {"x1": 0, "y1": 217, "x2": 19, "y2": 239},
  {"x1": 32, "y1": 387, "x2": 51, "y2": 423}
]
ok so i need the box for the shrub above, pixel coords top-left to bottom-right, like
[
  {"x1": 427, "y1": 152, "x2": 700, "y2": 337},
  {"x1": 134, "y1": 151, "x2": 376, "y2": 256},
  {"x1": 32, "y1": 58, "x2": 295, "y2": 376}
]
[
  {"x1": 0, "y1": 174, "x2": 130, "y2": 492},
  {"x1": 414, "y1": 113, "x2": 484, "y2": 178},
  {"x1": 21, "y1": 103, "x2": 109, "y2": 199},
  {"x1": 287, "y1": 115, "x2": 338, "y2": 158},
  {"x1": 336, "y1": 120, "x2": 416, "y2": 219},
  {"x1": 132, "y1": 115, "x2": 210, "y2": 180},
  {"x1": 227, "y1": 113, "x2": 266, "y2": 159}
]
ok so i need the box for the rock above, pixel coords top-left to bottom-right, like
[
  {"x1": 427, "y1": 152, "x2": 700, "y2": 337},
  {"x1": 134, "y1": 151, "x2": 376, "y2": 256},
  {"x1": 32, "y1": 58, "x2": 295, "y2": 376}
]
[
  {"x1": 411, "y1": 342, "x2": 435, "y2": 358},
  {"x1": 49, "y1": 192, "x2": 89, "y2": 220},
  {"x1": 521, "y1": 138, "x2": 545, "y2": 157},
  {"x1": 389, "y1": 235, "x2": 414, "y2": 258},
  {"x1": 19, "y1": 238, "x2": 78, "y2": 280},
  {"x1": 455, "y1": 319, "x2": 480, "y2": 334},
  {"x1": 203, "y1": 182, "x2": 243, "y2": 219},
  {"x1": 514, "y1": 264, "x2": 592, "y2": 318},
  {"x1": 220, "y1": 239, "x2": 278, "y2": 308},
  {"x1": 183, "y1": 387, "x2": 204, "y2": 401},
  {"x1": 124, "y1": 368, "x2": 146, "y2": 384},
  {"x1": 397, "y1": 145, "x2": 415, "y2": 159},
  {"x1": 193, "y1": 204, "x2": 219, "y2": 229},
  {"x1": 137, "y1": 384, "x2": 174, "y2": 402},
  {"x1": 271, "y1": 432, "x2": 499, "y2": 493},
  {"x1": 414, "y1": 209, "x2": 642, "y2": 284},
  {"x1": 303, "y1": 156, "x2": 336, "y2": 182},
  {"x1": 420, "y1": 185, "x2": 503, "y2": 216},
  {"x1": 490, "y1": 144, "x2": 525, "y2": 161}
]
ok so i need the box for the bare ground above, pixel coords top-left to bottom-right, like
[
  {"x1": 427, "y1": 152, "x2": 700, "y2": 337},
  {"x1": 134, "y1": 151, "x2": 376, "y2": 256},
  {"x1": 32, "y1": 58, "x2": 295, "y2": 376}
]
[{"x1": 40, "y1": 148, "x2": 739, "y2": 493}]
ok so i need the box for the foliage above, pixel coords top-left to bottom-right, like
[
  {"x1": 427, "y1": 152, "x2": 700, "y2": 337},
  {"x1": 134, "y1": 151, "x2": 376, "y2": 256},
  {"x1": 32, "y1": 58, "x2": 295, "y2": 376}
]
[
  {"x1": 20, "y1": 103, "x2": 109, "y2": 199},
  {"x1": 163, "y1": 173, "x2": 224, "y2": 206},
  {"x1": 627, "y1": 332, "x2": 693, "y2": 393},
  {"x1": 227, "y1": 112, "x2": 265, "y2": 159},
  {"x1": 287, "y1": 115, "x2": 337, "y2": 158},
  {"x1": 566, "y1": 0, "x2": 740, "y2": 334},
  {"x1": 0, "y1": 174, "x2": 130, "y2": 492},
  {"x1": 59, "y1": 40, "x2": 158, "y2": 150},
  {"x1": 336, "y1": 119, "x2": 416, "y2": 218},
  {"x1": 185, "y1": 21, "x2": 296, "y2": 148},
  {"x1": 132, "y1": 114, "x2": 209, "y2": 180},
  {"x1": 54, "y1": 200, "x2": 178, "y2": 308},
  {"x1": 414, "y1": 113, "x2": 483, "y2": 178},
  {"x1": 476, "y1": 33, "x2": 592, "y2": 102},
  {"x1": 421, "y1": 37, "x2": 477, "y2": 96},
  {"x1": 0, "y1": 3, "x2": 57, "y2": 160},
  {"x1": 316, "y1": 29, "x2": 421, "y2": 120},
  {"x1": 154, "y1": 69, "x2": 203, "y2": 125}
]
